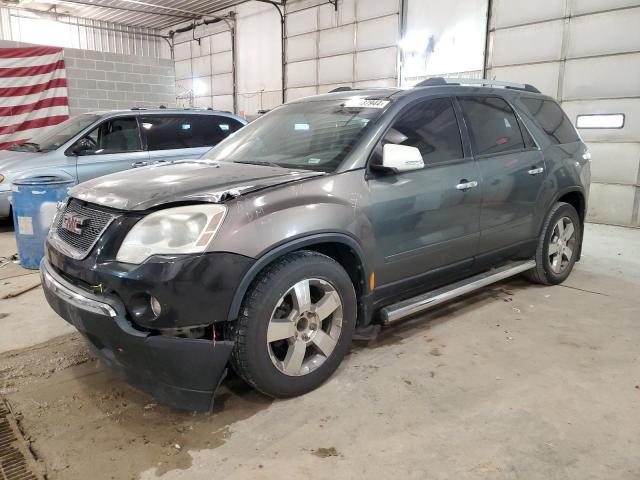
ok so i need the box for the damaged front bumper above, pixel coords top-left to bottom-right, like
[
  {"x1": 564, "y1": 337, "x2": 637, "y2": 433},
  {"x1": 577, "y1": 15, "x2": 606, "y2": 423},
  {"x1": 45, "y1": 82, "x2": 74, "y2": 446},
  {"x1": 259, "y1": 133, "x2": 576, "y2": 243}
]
[{"x1": 40, "y1": 257, "x2": 233, "y2": 412}]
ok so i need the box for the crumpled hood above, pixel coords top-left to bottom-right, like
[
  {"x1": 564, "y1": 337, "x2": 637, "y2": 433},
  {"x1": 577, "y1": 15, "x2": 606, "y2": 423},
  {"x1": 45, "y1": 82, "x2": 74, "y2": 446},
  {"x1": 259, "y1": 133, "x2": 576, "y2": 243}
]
[{"x1": 71, "y1": 160, "x2": 324, "y2": 211}]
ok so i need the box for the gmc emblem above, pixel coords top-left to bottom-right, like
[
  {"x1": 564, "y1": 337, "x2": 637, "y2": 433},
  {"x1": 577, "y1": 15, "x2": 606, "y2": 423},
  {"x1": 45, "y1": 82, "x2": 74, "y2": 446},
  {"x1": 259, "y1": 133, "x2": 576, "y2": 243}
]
[{"x1": 61, "y1": 213, "x2": 89, "y2": 235}]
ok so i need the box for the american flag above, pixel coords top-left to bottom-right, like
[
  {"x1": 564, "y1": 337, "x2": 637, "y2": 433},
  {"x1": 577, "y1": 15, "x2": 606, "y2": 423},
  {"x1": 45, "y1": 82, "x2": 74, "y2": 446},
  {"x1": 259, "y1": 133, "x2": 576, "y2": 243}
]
[{"x1": 0, "y1": 46, "x2": 70, "y2": 150}]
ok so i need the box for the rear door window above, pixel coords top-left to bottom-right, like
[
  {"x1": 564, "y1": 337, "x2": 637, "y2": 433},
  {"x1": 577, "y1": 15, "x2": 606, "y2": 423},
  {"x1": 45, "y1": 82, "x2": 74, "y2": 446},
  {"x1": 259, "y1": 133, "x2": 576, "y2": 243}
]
[
  {"x1": 520, "y1": 98, "x2": 580, "y2": 144},
  {"x1": 141, "y1": 115, "x2": 243, "y2": 150},
  {"x1": 458, "y1": 96, "x2": 525, "y2": 156}
]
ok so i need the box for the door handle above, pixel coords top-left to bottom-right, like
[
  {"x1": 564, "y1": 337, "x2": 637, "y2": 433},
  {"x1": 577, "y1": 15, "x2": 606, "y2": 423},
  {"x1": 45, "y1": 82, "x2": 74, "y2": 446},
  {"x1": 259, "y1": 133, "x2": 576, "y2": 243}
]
[
  {"x1": 456, "y1": 180, "x2": 478, "y2": 191},
  {"x1": 528, "y1": 167, "x2": 544, "y2": 175},
  {"x1": 131, "y1": 161, "x2": 148, "y2": 168}
]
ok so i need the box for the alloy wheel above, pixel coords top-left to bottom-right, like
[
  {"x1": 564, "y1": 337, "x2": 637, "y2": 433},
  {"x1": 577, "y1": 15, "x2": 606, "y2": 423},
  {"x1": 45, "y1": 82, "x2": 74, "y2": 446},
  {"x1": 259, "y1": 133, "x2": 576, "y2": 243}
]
[
  {"x1": 266, "y1": 278, "x2": 343, "y2": 376},
  {"x1": 548, "y1": 216, "x2": 576, "y2": 274}
]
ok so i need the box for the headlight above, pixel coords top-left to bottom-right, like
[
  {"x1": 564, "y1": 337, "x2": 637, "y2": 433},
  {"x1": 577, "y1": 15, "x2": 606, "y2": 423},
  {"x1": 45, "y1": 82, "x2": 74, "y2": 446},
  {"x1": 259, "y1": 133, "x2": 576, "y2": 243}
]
[{"x1": 116, "y1": 204, "x2": 226, "y2": 264}]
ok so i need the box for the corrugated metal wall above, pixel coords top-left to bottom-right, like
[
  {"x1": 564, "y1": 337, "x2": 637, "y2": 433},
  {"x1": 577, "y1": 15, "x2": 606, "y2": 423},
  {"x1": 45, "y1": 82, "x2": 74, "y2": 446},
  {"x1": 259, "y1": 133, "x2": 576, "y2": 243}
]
[
  {"x1": 0, "y1": 6, "x2": 166, "y2": 58},
  {"x1": 285, "y1": 0, "x2": 400, "y2": 101},
  {"x1": 487, "y1": 0, "x2": 640, "y2": 226}
]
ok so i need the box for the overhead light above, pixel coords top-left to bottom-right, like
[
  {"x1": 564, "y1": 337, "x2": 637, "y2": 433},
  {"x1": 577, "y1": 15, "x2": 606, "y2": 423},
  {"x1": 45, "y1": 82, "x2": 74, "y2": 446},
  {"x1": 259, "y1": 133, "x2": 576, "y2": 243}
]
[
  {"x1": 192, "y1": 78, "x2": 207, "y2": 96},
  {"x1": 576, "y1": 113, "x2": 625, "y2": 129}
]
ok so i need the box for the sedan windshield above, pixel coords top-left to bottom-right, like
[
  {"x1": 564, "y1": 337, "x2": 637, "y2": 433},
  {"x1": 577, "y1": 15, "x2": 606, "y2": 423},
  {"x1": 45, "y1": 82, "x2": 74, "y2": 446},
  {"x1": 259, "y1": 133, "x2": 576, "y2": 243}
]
[
  {"x1": 204, "y1": 98, "x2": 390, "y2": 172},
  {"x1": 8, "y1": 114, "x2": 100, "y2": 153}
]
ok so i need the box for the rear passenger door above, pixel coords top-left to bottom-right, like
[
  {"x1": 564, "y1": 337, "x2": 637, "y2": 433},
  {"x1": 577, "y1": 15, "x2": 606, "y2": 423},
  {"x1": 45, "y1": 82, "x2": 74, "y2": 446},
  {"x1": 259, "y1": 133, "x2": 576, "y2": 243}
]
[
  {"x1": 369, "y1": 97, "x2": 482, "y2": 291},
  {"x1": 457, "y1": 96, "x2": 546, "y2": 260},
  {"x1": 141, "y1": 114, "x2": 243, "y2": 164}
]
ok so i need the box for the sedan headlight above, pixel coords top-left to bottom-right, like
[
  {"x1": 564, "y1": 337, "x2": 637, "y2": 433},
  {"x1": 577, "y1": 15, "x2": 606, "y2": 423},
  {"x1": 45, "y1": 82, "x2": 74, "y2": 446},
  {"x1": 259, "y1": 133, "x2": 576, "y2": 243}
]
[{"x1": 116, "y1": 204, "x2": 226, "y2": 264}]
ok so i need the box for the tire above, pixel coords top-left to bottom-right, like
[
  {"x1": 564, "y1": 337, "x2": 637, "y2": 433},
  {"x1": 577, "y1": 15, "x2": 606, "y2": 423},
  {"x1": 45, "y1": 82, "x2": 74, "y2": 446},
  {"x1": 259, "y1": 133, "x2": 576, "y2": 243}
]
[
  {"x1": 229, "y1": 250, "x2": 357, "y2": 398},
  {"x1": 525, "y1": 202, "x2": 582, "y2": 285}
]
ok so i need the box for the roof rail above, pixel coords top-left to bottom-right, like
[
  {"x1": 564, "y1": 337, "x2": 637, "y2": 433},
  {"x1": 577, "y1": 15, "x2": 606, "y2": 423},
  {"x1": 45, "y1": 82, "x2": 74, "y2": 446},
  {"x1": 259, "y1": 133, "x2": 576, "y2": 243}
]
[
  {"x1": 329, "y1": 86, "x2": 360, "y2": 93},
  {"x1": 415, "y1": 77, "x2": 541, "y2": 93}
]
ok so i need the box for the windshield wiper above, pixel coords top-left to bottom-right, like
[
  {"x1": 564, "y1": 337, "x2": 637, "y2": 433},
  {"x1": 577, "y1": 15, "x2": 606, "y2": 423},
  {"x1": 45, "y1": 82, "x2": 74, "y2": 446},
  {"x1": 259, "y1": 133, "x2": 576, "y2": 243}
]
[
  {"x1": 9, "y1": 142, "x2": 41, "y2": 152},
  {"x1": 235, "y1": 160, "x2": 282, "y2": 168}
]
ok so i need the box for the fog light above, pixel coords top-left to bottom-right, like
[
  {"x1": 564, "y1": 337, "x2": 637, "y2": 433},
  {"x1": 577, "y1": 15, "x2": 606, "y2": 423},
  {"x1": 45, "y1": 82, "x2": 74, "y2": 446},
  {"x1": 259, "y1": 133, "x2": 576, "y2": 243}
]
[{"x1": 150, "y1": 296, "x2": 162, "y2": 317}]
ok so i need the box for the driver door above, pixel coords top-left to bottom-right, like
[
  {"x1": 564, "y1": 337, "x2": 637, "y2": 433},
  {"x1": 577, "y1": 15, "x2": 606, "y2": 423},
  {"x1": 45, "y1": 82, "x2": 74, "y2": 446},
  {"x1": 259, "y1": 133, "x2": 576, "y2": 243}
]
[
  {"x1": 74, "y1": 116, "x2": 149, "y2": 183},
  {"x1": 368, "y1": 97, "x2": 482, "y2": 295}
]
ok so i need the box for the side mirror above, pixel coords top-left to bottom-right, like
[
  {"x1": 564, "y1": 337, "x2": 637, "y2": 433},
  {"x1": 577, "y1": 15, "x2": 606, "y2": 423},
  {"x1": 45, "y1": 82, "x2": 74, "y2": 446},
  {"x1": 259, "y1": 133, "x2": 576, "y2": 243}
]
[
  {"x1": 381, "y1": 144, "x2": 424, "y2": 173},
  {"x1": 71, "y1": 138, "x2": 94, "y2": 156}
]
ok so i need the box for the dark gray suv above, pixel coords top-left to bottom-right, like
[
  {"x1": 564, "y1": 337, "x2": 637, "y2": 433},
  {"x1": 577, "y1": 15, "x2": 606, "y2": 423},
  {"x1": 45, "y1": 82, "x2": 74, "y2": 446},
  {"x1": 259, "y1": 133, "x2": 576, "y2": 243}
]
[{"x1": 40, "y1": 78, "x2": 591, "y2": 411}]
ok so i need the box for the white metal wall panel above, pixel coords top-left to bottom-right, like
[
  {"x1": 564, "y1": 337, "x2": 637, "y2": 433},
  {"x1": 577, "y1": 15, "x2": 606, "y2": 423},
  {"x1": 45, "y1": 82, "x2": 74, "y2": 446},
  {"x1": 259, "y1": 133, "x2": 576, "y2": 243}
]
[
  {"x1": 318, "y1": 24, "x2": 355, "y2": 57},
  {"x1": 287, "y1": 59, "x2": 317, "y2": 87},
  {"x1": 355, "y1": 78, "x2": 397, "y2": 88},
  {"x1": 287, "y1": 32, "x2": 317, "y2": 62},
  {"x1": 563, "y1": 53, "x2": 640, "y2": 100},
  {"x1": 572, "y1": 0, "x2": 640, "y2": 15},
  {"x1": 356, "y1": 15, "x2": 399, "y2": 51},
  {"x1": 286, "y1": 8, "x2": 318, "y2": 37},
  {"x1": 174, "y1": 42, "x2": 191, "y2": 61},
  {"x1": 588, "y1": 142, "x2": 640, "y2": 185},
  {"x1": 561, "y1": 99, "x2": 640, "y2": 143},
  {"x1": 211, "y1": 32, "x2": 232, "y2": 53},
  {"x1": 492, "y1": 0, "x2": 565, "y2": 28},
  {"x1": 356, "y1": 47, "x2": 397, "y2": 81},
  {"x1": 175, "y1": 59, "x2": 191, "y2": 80},
  {"x1": 211, "y1": 95, "x2": 234, "y2": 113},
  {"x1": 491, "y1": 20, "x2": 563, "y2": 66},
  {"x1": 212, "y1": 73, "x2": 233, "y2": 95},
  {"x1": 355, "y1": 0, "x2": 399, "y2": 21},
  {"x1": 212, "y1": 51, "x2": 233, "y2": 74},
  {"x1": 286, "y1": 86, "x2": 317, "y2": 102},
  {"x1": 490, "y1": 63, "x2": 561, "y2": 98},
  {"x1": 586, "y1": 183, "x2": 636, "y2": 225},
  {"x1": 318, "y1": 0, "x2": 356, "y2": 28},
  {"x1": 192, "y1": 56, "x2": 211, "y2": 78},
  {"x1": 319, "y1": 54, "x2": 354, "y2": 84},
  {"x1": 567, "y1": 8, "x2": 640, "y2": 59}
]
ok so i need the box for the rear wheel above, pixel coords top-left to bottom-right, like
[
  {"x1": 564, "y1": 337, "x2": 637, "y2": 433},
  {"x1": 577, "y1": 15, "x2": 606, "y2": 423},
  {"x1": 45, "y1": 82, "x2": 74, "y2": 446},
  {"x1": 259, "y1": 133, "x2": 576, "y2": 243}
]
[
  {"x1": 230, "y1": 251, "x2": 357, "y2": 398},
  {"x1": 525, "y1": 202, "x2": 581, "y2": 285}
]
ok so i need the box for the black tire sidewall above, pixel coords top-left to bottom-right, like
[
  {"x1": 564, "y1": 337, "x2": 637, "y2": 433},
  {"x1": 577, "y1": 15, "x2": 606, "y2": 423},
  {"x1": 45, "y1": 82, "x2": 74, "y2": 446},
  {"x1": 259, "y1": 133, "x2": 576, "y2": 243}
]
[
  {"x1": 238, "y1": 254, "x2": 357, "y2": 398},
  {"x1": 540, "y1": 203, "x2": 581, "y2": 284}
]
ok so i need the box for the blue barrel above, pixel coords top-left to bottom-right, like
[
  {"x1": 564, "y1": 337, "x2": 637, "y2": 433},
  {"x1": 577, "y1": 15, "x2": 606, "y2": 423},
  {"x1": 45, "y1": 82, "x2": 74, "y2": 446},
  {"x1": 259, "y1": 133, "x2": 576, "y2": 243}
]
[{"x1": 11, "y1": 175, "x2": 75, "y2": 269}]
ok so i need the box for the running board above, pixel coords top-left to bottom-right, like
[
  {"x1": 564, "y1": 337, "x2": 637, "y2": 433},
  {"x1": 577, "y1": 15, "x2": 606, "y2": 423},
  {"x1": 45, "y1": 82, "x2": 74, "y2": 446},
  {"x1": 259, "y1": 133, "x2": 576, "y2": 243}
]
[{"x1": 380, "y1": 260, "x2": 536, "y2": 325}]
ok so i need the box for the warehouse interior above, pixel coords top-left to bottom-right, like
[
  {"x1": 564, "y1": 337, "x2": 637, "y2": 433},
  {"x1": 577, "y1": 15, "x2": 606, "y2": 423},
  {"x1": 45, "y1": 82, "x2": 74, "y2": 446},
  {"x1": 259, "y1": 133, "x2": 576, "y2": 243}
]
[{"x1": 0, "y1": 0, "x2": 639, "y2": 479}]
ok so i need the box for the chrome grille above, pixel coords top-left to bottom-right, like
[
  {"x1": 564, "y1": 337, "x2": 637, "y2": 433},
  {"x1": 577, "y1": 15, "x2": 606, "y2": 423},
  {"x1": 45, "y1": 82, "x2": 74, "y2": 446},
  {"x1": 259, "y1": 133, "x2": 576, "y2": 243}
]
[{"x1": 50, "y1": 199, "x2": 116, "y2": 259}]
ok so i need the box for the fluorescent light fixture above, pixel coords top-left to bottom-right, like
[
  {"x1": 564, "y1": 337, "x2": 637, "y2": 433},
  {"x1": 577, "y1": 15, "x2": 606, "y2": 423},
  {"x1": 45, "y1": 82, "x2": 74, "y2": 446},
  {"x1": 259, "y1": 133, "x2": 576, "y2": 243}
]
[
  {"x1": 576, "y1": 113, "x2": 625, "y2": 129},
  {"x1": 295, "y1": 123, "x2": 310, "y2": 131}
]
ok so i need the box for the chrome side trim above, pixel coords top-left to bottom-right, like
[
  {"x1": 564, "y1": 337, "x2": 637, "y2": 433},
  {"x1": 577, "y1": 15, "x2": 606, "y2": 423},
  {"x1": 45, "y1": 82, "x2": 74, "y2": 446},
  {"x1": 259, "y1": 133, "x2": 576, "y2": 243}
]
[
  {"x1": 40, "y1": 263, "x2": 117, "y2": 318},
  {"x1": 381, "y1": 260, "x2": 536, "y2": 325}
]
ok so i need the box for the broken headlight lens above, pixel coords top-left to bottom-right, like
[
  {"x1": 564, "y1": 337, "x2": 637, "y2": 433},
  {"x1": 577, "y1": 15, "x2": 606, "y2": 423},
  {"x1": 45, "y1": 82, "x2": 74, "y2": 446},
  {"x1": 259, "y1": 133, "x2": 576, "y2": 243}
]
[{"x1": 116, "y1": 204, "x2": 227, "y2": 264}]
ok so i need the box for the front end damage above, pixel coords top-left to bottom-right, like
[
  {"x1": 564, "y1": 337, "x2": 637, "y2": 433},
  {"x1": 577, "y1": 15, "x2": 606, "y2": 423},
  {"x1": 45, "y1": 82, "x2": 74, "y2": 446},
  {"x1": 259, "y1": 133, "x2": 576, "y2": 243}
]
[{"x1": 41, "y1": 258, "x2": 234, "y2": 411}]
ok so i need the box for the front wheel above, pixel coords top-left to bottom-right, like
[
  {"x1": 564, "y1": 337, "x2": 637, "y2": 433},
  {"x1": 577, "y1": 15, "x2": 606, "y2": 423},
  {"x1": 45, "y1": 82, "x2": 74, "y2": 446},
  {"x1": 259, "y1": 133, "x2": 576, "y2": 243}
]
[
  {"x1": 525, "y1": 202, "x2": 582, "y2": 285},
  {"x1": 230, "y1": 251, "x2": 357, "y2": 398}
]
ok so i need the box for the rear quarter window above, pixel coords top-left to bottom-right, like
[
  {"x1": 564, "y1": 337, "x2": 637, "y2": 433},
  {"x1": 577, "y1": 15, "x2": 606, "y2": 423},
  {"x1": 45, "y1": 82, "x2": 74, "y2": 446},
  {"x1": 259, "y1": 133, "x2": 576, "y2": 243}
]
[
  {"x1": 141, "y1": 115, "x2": 244, "y2": 150},
  {"x1": 520, "y1": 98, "x2": 580, "y2": 145}
]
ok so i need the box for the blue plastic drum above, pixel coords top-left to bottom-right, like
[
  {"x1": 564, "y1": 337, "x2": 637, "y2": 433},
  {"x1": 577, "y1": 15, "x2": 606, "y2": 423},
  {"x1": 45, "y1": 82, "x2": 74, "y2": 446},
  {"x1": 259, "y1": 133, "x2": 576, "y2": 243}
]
[{"x1": 11, "y1": 175, "x2": 75, "y2": 269}]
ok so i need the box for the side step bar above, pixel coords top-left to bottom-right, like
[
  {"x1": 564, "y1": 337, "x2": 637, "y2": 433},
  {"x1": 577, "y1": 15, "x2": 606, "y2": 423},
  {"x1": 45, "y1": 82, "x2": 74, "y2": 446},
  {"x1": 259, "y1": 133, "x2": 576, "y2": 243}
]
[{"x1": 380, "y1": 260, "x2": 536, "y2": 325}]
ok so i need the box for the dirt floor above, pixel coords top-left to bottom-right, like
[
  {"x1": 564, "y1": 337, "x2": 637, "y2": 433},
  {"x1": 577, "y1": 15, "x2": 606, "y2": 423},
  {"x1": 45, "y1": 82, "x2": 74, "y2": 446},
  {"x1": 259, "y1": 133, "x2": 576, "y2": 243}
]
[{"x1": 1, "y1": 222, "x2": 639, "y2": 480}]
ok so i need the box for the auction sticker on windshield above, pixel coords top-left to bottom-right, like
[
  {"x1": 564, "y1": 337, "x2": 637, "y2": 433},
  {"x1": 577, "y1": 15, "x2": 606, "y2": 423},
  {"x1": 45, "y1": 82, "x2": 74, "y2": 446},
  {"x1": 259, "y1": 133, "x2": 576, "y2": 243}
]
[{"x1": 344, "y1": 99, "x2": 390, "y2": 109}]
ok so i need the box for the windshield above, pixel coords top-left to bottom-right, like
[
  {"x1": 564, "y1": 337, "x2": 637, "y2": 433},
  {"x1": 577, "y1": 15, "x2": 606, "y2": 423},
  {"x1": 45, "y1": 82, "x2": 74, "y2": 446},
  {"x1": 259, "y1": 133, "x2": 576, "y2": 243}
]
[
  {"x1": 8, "y1": 114, "x2": 100, "y2": 153},
  {"x1": 204, "y1": 98, "x2": 390, "y2": 172}
]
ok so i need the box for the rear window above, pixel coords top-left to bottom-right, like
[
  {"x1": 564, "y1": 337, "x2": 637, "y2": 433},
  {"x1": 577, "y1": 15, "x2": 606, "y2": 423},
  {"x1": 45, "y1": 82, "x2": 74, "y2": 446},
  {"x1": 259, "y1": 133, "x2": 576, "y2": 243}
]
[
  {"x1": 141, "y1": 114, "x2": 243, "y2": 150},
  {"x1": 520, "y1": 98, "x2": 580, "y2": 144},
  {"x1": 458, "y1": 96, "x2": 525, "y2": 155}
]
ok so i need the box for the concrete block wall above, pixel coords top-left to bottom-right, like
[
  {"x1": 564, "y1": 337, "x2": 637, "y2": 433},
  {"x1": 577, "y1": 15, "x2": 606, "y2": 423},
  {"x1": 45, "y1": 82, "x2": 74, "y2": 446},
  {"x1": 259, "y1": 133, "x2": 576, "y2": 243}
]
[
  {"x1": 64, "y1": 48, "x2": 176, "y2": 115},
  {"x1": 0, "y1": 39, "x2": 176, "y2": 116}
]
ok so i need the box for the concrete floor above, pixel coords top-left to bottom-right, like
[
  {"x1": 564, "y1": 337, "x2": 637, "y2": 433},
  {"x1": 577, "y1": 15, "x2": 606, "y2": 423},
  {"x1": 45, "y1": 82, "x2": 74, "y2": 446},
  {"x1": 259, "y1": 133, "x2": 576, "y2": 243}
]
[{"x1": 0, "y1": 222, "x2": 639, "y2": 479}]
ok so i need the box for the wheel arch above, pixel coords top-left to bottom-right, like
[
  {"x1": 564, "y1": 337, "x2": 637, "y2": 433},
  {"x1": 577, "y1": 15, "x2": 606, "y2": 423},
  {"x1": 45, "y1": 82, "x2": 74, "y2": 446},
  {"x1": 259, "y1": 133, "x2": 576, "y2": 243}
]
[
  {"x1": 226, "y1": 233, "x2": 371, "y2": 323},
  {"x1": 553, "y1": 187, "x2": 587, "y2": 260}
]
